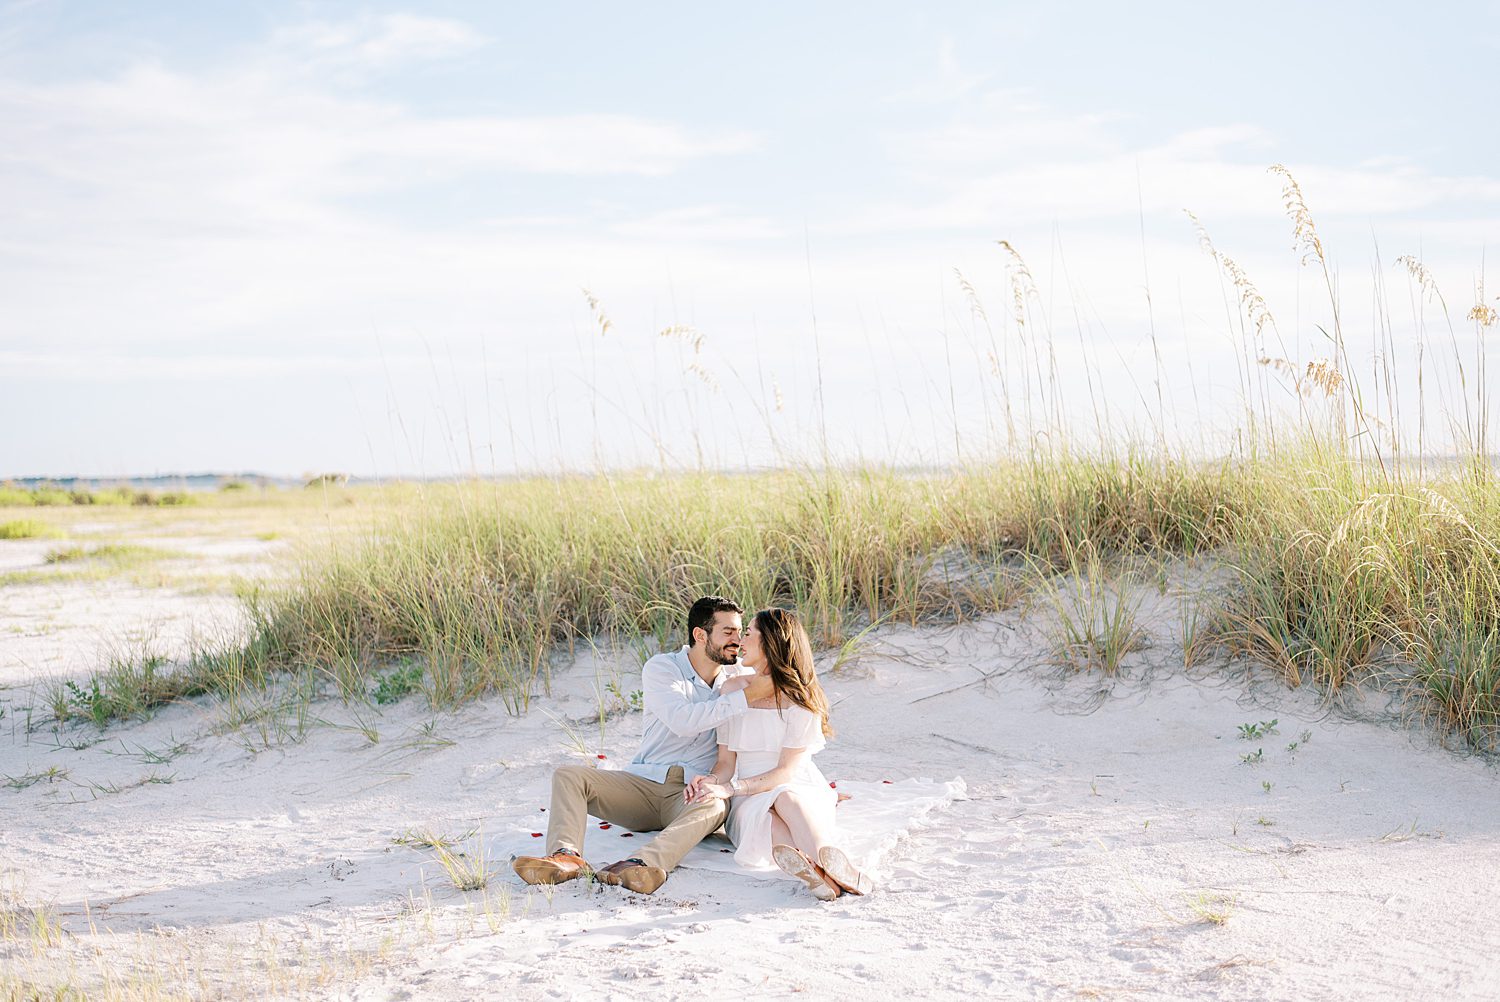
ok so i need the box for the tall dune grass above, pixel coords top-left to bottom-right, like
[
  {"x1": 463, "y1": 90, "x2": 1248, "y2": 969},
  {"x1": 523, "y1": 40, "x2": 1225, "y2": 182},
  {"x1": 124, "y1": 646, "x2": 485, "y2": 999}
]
[
  {"x1": 1219, "y1": 463, "x2": 1500, "y2": 745},
  {"x1": 242, "y1": 458, "x2": 1240, "y2": 712},
  {"x1": 55, "y1": 451, "x2": 1495, "y2": 750}
]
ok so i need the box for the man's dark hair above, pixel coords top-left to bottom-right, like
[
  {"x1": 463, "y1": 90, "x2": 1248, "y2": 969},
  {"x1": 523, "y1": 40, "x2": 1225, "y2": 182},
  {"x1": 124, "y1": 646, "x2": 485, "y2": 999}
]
[{"x1": 687, "y1": 595, "x2": 743, "y2": 647}]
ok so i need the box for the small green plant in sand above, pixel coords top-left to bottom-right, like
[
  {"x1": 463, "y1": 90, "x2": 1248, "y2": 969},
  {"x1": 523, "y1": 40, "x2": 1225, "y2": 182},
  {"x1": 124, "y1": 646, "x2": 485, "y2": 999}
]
[
  {"x1": 372, "y1": 663, "x2": 425, "y2": 705},
  {"x1": 1238, "y1": 719, "x2": 1279, "y2": 740},
  {"x1": 64, "y1": 677, "x2": 116, "y2": 727},
  {"x1": 129, "y1": 738, "x2": 192, "y2": 764},
  {"x1": 430, "y1": 835, "x2": 495, "y2": 892},
  {"x1": 1187, "y1": 891, "x2": 1237, "y2": 926},
  {"x1": 3, "y1": 765, "x2": 70, "y2": 790},
  {"x1": 604, "y1": 679, "x2": 644, "y2": 713},
  {"x1": 1240, "y1": 749, "x2": 1264, "y2": 766},
  {"x1": 392, "y1": 827, "x2": 477, "y2": 851},
  {"x1": 1376, "y1": 819, "x2": 1444, "y2": 843},
  {"x1": 396, "y1": 719, "x2": 456, "y2": 753}
]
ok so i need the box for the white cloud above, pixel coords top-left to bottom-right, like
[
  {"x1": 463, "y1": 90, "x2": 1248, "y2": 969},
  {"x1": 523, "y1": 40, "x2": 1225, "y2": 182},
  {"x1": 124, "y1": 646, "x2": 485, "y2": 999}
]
[
  {"x1": 858, "y1": 96, "x2": 1500, "y2": 234},
  {"x1": 886, "y1": 36, "x2": 992, "y2": 105},
  {"x1": 608, "y1": 206, "x2": 785, "y2": 242},
  {"x1": 0, "y1": 21, "x2": 764, "y2": 352},
  {"x1": 0, "y1": 65, "x2": 758, "y2": 210},
  {"x1": 0, "y1": 350, "x2": 428, "y2": 380},
  {"x1": 270, "y1": 13, "x2": 486, "y2": 71}
]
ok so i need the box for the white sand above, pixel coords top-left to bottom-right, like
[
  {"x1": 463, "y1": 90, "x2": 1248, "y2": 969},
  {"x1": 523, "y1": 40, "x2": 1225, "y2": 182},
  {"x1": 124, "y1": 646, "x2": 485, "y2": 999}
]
[
  {"x1": 0, "y1": 527, "x2": 280, "y2": 686},
  {"x1": 0, "y1": 580, "x2": 247, "y2": 687},
  {"x1": 3, "y1": 577, "x2": 1500, "y2": 1000}
]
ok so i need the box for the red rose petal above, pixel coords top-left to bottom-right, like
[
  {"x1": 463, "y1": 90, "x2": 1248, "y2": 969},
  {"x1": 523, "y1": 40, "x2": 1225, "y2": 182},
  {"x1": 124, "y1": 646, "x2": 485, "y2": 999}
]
[
  {"x1": 596, "y1": 754, "x2": 607, "y2": 759},
  {"x1": 882, "y1": 780, "x2": 893, "y2": 785},
  {"x1": 620, "y1": 832, "x2": 634, "y2": 838},
  {"x1": 530, "y1": 832, "x2": 543, "y2": 837},
  {"x1": 829, "y1": 781, "x2": 837, "y2": 788},
  {"x1": 720, "y1": 848, "x2": 731, "y2": 853},
  {"x1": 599, "y1": 823, "x2": 612, "y2": 830}
]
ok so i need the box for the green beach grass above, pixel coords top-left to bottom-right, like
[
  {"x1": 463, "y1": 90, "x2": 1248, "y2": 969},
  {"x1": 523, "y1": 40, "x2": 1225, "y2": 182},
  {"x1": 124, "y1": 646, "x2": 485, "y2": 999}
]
[
  {"x1": 32, "y1": 450, "x2": 1499, "y2": 752},
  {"x1": 0, "y1": 520, "x2": 63, "y2": 540}
]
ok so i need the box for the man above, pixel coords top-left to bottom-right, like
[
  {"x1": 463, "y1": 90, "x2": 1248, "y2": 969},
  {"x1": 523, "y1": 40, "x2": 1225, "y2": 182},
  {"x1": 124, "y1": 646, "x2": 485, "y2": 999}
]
[{"x1": 511, "y1": 595, "x2": 774, "y2": 894}]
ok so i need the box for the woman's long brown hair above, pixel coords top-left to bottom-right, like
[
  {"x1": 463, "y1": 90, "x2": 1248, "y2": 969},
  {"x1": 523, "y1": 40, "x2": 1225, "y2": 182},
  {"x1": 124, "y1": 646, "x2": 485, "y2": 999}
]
[{"x1": 754, "y1": 608, "x2": 834, "y2": 738}]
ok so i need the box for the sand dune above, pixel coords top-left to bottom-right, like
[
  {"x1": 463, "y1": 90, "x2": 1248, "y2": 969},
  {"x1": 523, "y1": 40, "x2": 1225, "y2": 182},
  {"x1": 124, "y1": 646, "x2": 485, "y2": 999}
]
[{"x1": 4, "y1": 575, "x2": 1499, "y2": 1000}]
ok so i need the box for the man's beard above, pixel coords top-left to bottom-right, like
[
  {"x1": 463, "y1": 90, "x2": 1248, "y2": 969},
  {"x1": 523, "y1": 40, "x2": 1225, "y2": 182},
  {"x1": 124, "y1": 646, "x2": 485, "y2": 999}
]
[{"x1": 706, "y1": 639, "x2": 740, "y2": 665}]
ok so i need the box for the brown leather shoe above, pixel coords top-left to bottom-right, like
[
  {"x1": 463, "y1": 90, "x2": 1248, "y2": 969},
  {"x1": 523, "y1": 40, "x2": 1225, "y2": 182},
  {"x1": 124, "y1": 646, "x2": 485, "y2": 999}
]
[
  {"x1": 595, "y1": 857, "x2": 667, "y2": 894},
  {"x1": 512, "y1": 849, "x2": 588, "y2": 885}
]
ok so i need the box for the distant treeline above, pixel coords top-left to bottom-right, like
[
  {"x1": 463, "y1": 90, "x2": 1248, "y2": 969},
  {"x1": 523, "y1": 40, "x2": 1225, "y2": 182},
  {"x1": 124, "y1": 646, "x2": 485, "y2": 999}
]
[
  {"x1": 5, "y1": 472, "x2": 286, "y2": 492},
  {"x1": 0, "y1": 483, "x2": 197, "y2": 507},
  {"x1": 0, "y1": 473, "x2": 371, "y2": 502}
]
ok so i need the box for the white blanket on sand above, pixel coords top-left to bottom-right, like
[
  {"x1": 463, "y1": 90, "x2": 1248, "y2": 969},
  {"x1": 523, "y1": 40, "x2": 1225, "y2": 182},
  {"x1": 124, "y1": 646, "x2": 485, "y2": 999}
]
[{"x1": 502, "y1": 777, "x2": 966, "y2": 881}]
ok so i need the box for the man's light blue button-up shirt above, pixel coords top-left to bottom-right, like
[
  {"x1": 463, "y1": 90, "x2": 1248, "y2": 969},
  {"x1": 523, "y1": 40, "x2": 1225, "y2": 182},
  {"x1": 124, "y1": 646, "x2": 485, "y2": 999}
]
[{"x1": 626, "y1": 646, "x2": 750, "y2": 783}]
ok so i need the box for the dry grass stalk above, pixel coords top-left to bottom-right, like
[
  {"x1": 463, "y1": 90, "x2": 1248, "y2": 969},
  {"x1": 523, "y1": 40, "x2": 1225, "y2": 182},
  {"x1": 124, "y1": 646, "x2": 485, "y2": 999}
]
[
  {"x1": 1268, "y1": 163, "x2": 1325, "y2": 267},
  {"x1": 581, "y1": 288, "x2": 613, "y2": 337},
  {"x1": 658, "y1": 324, "x2": 705, "y2": 353},
  {"x1": 1186, "y1": 211, "x2": 1276, "y2": 342}
]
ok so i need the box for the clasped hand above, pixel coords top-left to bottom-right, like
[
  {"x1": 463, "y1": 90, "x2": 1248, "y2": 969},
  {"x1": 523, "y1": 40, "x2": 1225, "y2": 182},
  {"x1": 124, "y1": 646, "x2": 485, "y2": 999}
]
[{"x1": 685, "y1": 774, "x2": 733, "y2": 804}]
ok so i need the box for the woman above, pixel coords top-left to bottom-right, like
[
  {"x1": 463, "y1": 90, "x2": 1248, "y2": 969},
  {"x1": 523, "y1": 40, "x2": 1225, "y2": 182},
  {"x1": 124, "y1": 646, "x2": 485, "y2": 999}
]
[{"x1": 686, "y1": 608, "x2": 873, "y2": 901}]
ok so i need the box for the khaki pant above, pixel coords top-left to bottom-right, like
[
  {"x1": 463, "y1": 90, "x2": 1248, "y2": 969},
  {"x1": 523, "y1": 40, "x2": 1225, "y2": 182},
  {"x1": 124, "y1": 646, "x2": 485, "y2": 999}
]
[{"x1": 545, "y1": 764, "x2": 726, "y2": 871}]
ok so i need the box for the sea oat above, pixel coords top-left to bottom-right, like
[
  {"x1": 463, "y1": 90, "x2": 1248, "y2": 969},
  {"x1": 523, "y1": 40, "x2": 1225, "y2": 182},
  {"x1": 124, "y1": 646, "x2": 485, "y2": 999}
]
[
  {"x1": 1396, "y1": 256, "x2": 1442, "y2": 304},
  {"x1": 685, "y1": 361, "x2": 719, "y2": 390},
  {"x1": 1186, "y1": 210, "x2": 1275, "y2": 341},
  {"x1": 658, "y1": 324, "x2": 706, "y2": 354},
  {"x1": 1258, "y1": 356, "x2": 1303, "y2": 395},
  {"x1": 581, "y1": 288, "x2": 613, "y2": 337},
  {"x1": 1184, "y1": 209, "x2": 1215, "y2": 257},
  {"x1": 1258, "y1": 356, "x2": 1341, "y2": 398},
  {"x1": 1268, "y1": 164, "x2": 1325, "y2": 267},
  {"x1": 954, "y1": 268, "x2": 990, "y2": 324},
  {"x1": 1327, "y1": 494, "x2": 1390, "y2": 552},
  {"x1": 1418, "y1": 487, "x2": 1466, "y2": 527},
  {"x1": 996, "y1": 240, "x2": 1036, "y2": 335},
  {"x1": 1304, "y1": 359, "x2": 1343, "y2": 398},
  {"x1": 1415, "y1": 487, "x2": 1500, "y2": 560},
  {"x1": 1222, "y1": 255, "x2": 1276, "y2": 341}
]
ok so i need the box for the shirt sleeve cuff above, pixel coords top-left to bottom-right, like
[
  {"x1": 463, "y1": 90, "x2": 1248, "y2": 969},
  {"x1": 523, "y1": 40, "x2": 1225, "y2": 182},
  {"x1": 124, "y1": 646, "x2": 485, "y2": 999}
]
[{"x1": 723, "y1": 689, "x2": 749, "y2": 712}]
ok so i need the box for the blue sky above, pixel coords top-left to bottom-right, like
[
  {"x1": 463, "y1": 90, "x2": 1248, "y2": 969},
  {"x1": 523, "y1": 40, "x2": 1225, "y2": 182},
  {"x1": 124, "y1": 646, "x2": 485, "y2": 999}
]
[{"x1": 3, "y1": 1, "x2": 1498, "y2": 477}]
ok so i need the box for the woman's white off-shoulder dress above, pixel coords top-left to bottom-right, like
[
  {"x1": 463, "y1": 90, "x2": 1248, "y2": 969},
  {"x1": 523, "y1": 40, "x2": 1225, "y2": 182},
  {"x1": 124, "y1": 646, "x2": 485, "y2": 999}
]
[{"x1": 717, "y1": 703, "x2": 839, "y2": 871}]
